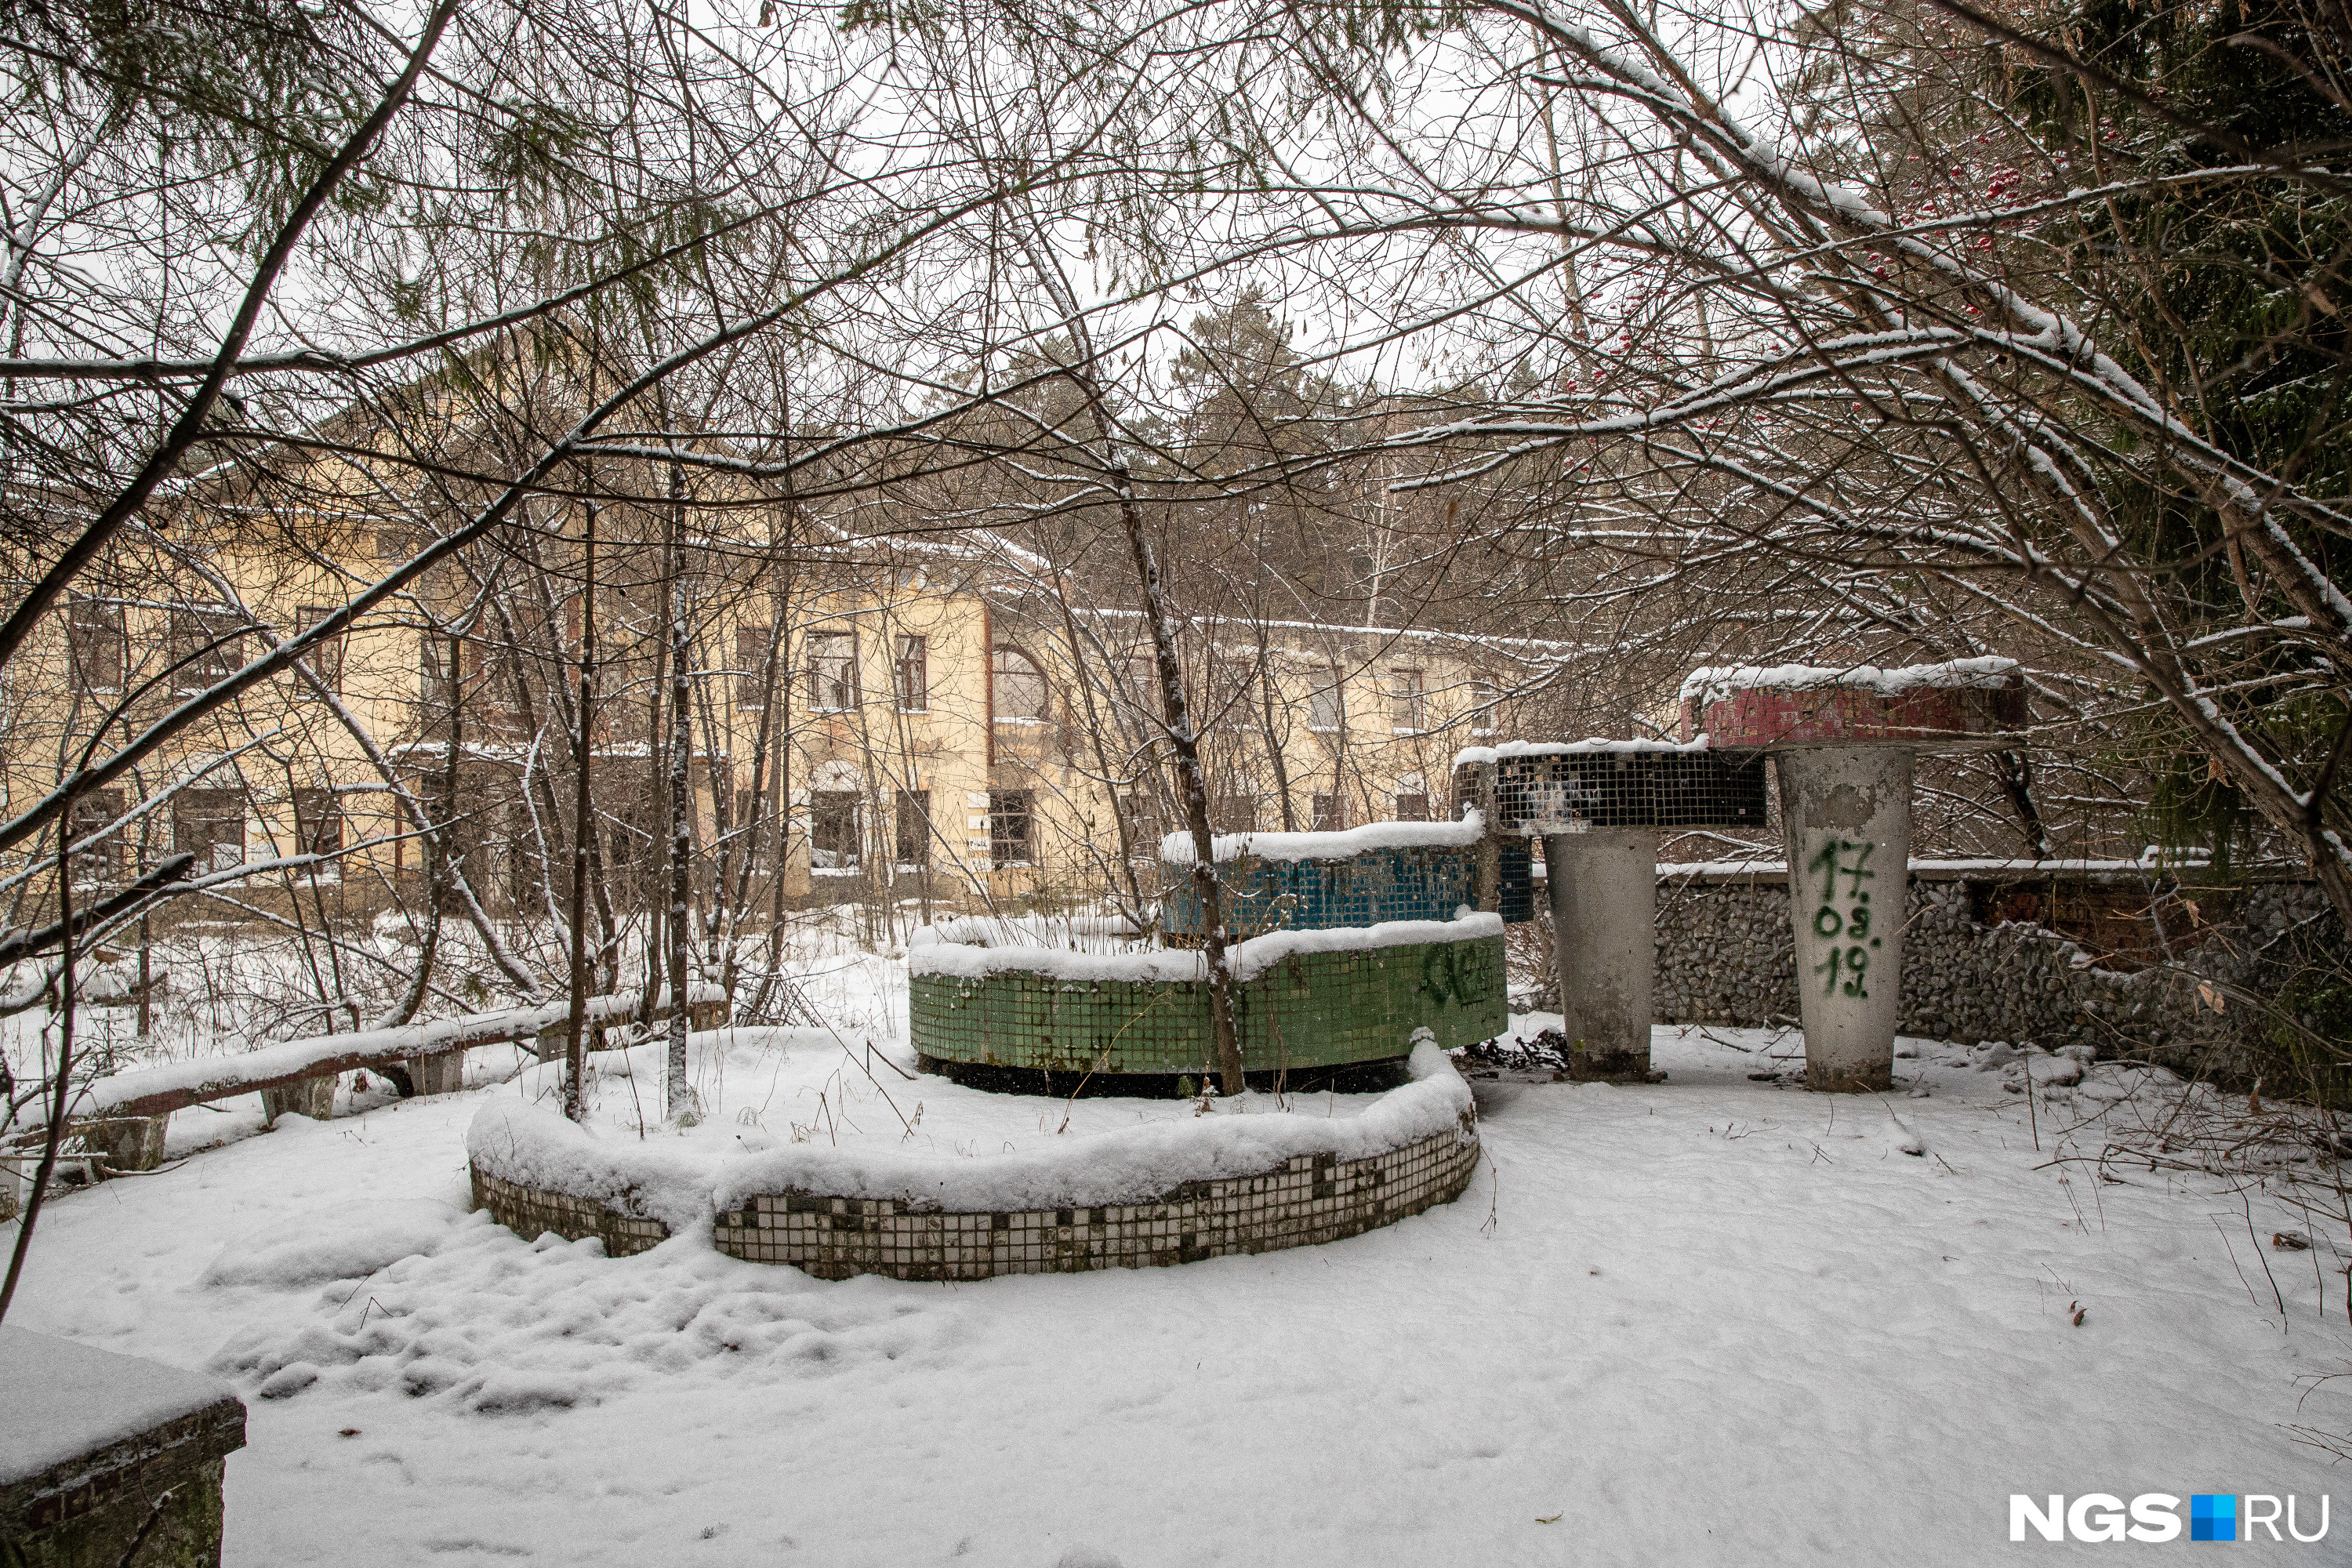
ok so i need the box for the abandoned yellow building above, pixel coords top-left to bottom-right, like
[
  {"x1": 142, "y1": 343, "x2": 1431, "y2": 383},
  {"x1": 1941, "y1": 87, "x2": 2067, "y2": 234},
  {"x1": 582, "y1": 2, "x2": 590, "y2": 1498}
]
[{"x1": 16, "y1": 507, "x2": 1566, "y2": 943}]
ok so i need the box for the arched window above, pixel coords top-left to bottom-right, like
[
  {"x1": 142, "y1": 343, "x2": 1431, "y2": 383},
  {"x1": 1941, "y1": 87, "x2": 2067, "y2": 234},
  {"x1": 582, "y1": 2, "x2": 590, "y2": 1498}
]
[{"x1": 992, "y1": 646, "x2": 1051, "y2": 720}]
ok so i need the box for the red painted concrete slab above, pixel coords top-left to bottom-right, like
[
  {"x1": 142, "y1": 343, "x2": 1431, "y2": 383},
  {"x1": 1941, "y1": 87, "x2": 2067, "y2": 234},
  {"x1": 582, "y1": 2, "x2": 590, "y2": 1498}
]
[{"x1": 1684, "y1": 677, "x2": 2026, "y2": 750}]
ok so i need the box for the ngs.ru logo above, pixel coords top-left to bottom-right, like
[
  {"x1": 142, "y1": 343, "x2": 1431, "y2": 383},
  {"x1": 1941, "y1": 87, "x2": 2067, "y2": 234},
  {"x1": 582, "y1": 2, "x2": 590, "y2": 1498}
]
[{"x1": 2009, "y1": 1494, "x2": 2330, "y2": 1543}]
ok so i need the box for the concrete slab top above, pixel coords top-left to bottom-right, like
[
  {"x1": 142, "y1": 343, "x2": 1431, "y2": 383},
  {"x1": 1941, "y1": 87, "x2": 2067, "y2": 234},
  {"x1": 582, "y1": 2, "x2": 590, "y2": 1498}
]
[
  {"x1": 0, "y1": 1326, "x2": 245, "y2": 1491},
  {"x1": 1456, "y1": 747, "x2": 1769, "y2": 833},
  {"x1": 1682, "y1": 678, "x2": 2027, "y2": 751}
]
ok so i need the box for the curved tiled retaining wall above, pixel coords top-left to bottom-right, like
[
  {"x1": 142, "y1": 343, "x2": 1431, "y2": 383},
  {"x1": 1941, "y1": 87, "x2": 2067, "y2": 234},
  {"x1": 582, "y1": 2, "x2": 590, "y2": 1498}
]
[
  {"x1": 907, "y1": 925, "x2": 1508, "y2": 1076},
  {"x1": 470, "y1": 1113, "x2": 1481, "y2": 1280},
  {"x1": 1159, "y1": 843, "x2": 1486, "y2": 938},
  {"x1": 471, "y1": 1169, "x2": 670, "y2": 1258}
]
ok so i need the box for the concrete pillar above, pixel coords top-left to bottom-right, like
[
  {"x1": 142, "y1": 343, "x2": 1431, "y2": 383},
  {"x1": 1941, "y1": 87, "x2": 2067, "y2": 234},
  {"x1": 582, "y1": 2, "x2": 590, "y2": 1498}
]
[
  {"x1": 535, "y1": 1023, "x2": 607, "y2": 1061},
  {"x1": 405, "y1": 1050, "x2": 466, "y2": 1096},
  {"x1": 260, "y1": 1076, "x2": 336, "y2": 1125},
  {"x1": 83, "y1": 1114, "x2": 167, "y2": 1172},
  {"x1": 1544, "y1": 828, "x2": 1657, "y2": 1081},
  {"x1": 1776, "y1": 747, "x2": 1913, "y2": 1092}
]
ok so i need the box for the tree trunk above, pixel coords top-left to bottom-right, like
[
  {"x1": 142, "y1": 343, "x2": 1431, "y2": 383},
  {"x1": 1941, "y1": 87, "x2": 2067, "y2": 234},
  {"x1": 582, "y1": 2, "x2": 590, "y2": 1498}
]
[
  {"x1": 665, "y1": 470, "x2": 695, "y2": 1122},
  {"x1": 1007, "y1": 224, "x2": 1242, "y2": 1088},
  {"x1": 0, "y1": 784, "x2": 80, "y2": 1324},
  {"x1": 1118, "y1": 508, "x2": 1246, "y2": 1095},
  {"x1": 642, "y1": 570, "x2": 669, "y2": 1033},
  {"x1": 1255, "y1": 626, "x2": 1296, "y2": 833},
  {"x1": 1993, "y1": 749, "x2": 2052, "y2": 861},
  {"x1": 382, "y1": 633, "x2": 454, "y2": 1033},
  {"x1": 563, "y1": 505, "x2": 600, "y2": 1123},
  {"x1": 761, "y1": 538, "x2": 796, "y2": 1014}
]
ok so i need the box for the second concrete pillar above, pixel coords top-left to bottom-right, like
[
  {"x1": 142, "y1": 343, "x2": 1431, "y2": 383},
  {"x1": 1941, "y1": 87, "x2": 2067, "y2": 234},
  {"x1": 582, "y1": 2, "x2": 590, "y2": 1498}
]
[
  {"x1": 405, "y1": 1050, "x2": 466, "y2": 1096},
  {"x1": 260, "y1": 1076, "x2": 336, "y2": 1125},
  {"x1": 1545, "y1": 827, "x2": 1657, "y2": 1081}
]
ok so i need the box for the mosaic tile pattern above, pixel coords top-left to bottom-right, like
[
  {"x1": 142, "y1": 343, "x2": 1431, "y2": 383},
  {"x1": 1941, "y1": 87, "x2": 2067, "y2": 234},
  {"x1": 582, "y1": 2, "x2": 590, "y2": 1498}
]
[
  {"x1": 1492, "y1": 838, "x2": 1534, "y2": 923},
  {"x1": 470, "y1": 1115, "x2": 1475, "y2": 1281},
  {"x1": 907, "y1": 935, "x2": 1508, "y2": 1076},
  {"x1": 1457, "y1": 750, "x2": 1769, "y2": 835},
  {"x1": 1160, "y1": 845, "x2": 1480, "y2": 938},
  {"x1": 471, "y1": 1119, "x2": 1477, "y2": 1280},
  {"x1": 471, "y1": 1169, "x2": 670, "y2": 1257},
  {"x1": 913, "y1": 971, "x2": 1214, "y2": 1076},
  {"x1": 714, "y1": 1120, "x2": 1478, "y2": 1279},
  {"x1": 1243, "y1": 941, "x2": 1503, "y2": 1069}
]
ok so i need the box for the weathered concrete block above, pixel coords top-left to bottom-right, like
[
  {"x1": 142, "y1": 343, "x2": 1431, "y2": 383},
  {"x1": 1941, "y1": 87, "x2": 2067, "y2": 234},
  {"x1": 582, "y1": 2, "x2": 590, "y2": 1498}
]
[
  {"x1": 405, "y1": 1050, "x2": 464, "y2": 1097},
  {"x1": 80, "y1": 1116, "x2": 167, "y2": 1174},
  {"x1": 259, "y1": 1076, "x2": 335, "y2": 1126},
  {"x1": 0, "y1": 1326, "x2": 246, "y2": 1567},
  {"x1": 534, "y1": 1023, "x2": 607, "y2": 1062}
]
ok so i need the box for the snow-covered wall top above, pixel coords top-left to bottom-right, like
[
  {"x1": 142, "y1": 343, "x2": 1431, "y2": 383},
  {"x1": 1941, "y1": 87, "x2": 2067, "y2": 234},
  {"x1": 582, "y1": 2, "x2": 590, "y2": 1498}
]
[
  {"x1": 907, "y1": 941, "x2": 1206, "y2": 985},
  {"x1": 908, "y1": 913, "x2": 1504, "y2": 985},
  {"x1": 1228, "y1": 913, "x2": 1501, "y2": 982},
  {"x1": 912, "y1": 914, "x2": 1142, "y2": 949},
  {"x1": 1680, "y1": 658, "x2": 2027, "y2": 750},
  {"x1": 0, "y1": 1325, "x2": 241, "y2": 1486},
  {"x1": 1159, "y1": 811, "x2": 1484, "y2": 866},
  {"x1": 467, "y1": 1040, "x2": 1474, "y2": 1227},
  {"x1": 1678, "y1": 656, "x2": 2018, "y2": 706},
  {"x1": 1454, "y1": 736, "x2": 1709, "y2": 768}
]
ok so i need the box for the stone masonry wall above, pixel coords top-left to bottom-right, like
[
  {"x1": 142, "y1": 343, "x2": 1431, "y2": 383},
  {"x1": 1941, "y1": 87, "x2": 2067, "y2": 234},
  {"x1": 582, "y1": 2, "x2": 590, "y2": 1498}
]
[{"x1": 1652, "y1": 873, "x2": 2338, "y2": 1080}]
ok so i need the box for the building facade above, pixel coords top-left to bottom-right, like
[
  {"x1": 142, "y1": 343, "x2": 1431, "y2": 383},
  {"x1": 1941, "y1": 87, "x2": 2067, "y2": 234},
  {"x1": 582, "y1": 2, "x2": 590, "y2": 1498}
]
[{"x1": 12, "y1": 517, "x2": 1566, "y2": 949}]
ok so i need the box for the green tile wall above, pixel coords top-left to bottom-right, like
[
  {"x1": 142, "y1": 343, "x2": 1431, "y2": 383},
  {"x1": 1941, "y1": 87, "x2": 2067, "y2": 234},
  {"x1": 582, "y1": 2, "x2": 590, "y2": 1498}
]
[{"x1": 908, "y1": 933, "x2": 1506, "y2": 1076}]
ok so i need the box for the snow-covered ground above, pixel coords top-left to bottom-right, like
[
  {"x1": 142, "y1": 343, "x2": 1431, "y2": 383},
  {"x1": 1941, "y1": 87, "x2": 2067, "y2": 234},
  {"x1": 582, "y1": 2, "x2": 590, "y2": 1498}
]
[{"x1": 8, "y1": 1004, "x2": 2350, "y2": 1565}]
